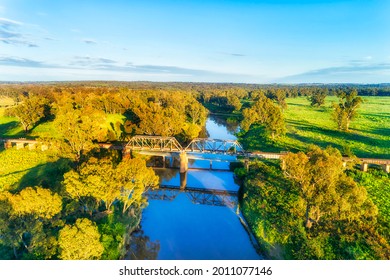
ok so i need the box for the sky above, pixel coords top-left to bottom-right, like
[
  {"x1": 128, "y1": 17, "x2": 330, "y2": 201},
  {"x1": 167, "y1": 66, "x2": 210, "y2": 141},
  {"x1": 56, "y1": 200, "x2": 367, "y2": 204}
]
[{"x1": 0, "y1": 0, "x2": 389, "y2": 83}]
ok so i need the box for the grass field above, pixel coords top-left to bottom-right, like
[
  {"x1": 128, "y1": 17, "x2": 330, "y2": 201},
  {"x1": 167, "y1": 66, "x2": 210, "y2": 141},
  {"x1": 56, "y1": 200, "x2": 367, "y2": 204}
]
[
  {"x1": 0, "y1": 148, "x2": 65, "y2": 191},
  {"x1": 349, "y1": 170, "x2": 390, "y2": 237},
  {"x1": 240, "y1": 96, "x2": 390, "y2": 158}
]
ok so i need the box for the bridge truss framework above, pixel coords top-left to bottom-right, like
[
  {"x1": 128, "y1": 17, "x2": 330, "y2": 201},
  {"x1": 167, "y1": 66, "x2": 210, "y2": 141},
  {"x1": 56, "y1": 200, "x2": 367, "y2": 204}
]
[
  {"x1": 126, "y1": 135, "x2": 183, "y2": 152},
  {"x1": 126, "y1": 135, "x2": 245, "y2": 155}
]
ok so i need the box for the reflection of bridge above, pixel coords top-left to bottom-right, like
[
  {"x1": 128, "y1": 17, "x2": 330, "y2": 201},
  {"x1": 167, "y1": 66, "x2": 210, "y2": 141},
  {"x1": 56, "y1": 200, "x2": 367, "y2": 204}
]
[{"x1": 146, "y1": 185, "x2": 238, "y2": 208}]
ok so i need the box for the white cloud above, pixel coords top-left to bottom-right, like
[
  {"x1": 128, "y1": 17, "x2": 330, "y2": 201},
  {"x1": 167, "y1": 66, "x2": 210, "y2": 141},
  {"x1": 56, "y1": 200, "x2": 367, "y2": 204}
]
[{"x1": 0, "y1": 17, "x2": 39, "y2": 47}]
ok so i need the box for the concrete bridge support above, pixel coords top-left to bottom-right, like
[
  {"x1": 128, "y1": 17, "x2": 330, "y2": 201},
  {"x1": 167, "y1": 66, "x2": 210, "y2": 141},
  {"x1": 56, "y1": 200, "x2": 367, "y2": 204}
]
[
  {"x1": 383, "y1": 164, "x2": 390, "y2": 173},
  {"x1": 16, "y1": 143, "x2": 24, "y2": 150},
  {"x1": 361, "y1": 162, "x2": 368, "y2": 172},
  {"x1": 179, "y1": 152, "x2": 188, "y2": 173},
  {"x1": 4, "y1": 140, "x2": 12, "y2": 149},
  {"x1": 28, "y1": 143, "x2": 36, "y2": 150},
  {"x1": 162, "y1": 156, "x2": 166, "y2": 168}
]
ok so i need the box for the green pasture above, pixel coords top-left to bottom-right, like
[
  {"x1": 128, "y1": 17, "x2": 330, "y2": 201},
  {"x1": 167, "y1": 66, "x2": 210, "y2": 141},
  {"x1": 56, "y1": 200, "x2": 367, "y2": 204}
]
[
  {"x1": 0, "y1": 148, "x2": 68, "y2": 192},
  {"x1": 240, "y1": 96, "x2": 390, "y2": 158}
]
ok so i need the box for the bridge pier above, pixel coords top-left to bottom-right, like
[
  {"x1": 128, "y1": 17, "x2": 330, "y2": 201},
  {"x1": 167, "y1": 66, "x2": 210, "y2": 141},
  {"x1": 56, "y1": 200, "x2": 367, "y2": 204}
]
[
  {"x1": 361, "y1": 162, "x2": 368, "y2": 172},
  {"x1": 383, "y1": 164, "x2": 390, "y2": 173},
  {"x1": 123, "y1": 147, "x2": 131, "y2": 159},
  {"x1": 28, "y1": 143, "x2": 36, "y2": 150},
  {"x1": 4, "y1": 140, "x2": 12, "y2": 149},
  {"x1": 16, "y1": 143, "x2": 24, "y2": 150},
  {"x1": 179, "y1": 152, "x2": 188, "y2": 173}
]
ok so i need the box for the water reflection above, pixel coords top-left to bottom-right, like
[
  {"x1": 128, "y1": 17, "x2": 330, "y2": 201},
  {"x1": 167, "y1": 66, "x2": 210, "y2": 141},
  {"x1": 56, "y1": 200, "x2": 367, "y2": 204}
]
[
  {"x1": 123, "y1": 229, "x2": 160, "y2": 260},
  {"x1": 146, "y1": 187, "x2": 238, "y2": 208},
  {"x1": 207, "y1": 115, "x2": 240, "y2": 139},
  {"x1": 140, "y1": 193, "x2": 260, "y2": 260},
  {"x1": 155, "y1": 168, "x2": 240, "y2": 192}
]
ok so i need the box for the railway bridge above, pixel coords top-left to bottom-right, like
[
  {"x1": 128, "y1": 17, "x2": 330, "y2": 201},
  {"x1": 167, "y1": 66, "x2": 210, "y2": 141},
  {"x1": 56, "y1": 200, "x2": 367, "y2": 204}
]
[
  {"x1": 2, "y1": 136, "x2": 389, "y2": 173},
  {"x1": 124, "y1": 135, "x2": 246, "y2": 173}
]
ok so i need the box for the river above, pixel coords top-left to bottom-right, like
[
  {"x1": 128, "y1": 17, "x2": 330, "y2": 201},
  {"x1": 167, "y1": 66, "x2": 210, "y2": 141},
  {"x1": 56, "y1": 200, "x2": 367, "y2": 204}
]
[{"x1": 125, "y1": 115, "x2": 262, "y2": 260}]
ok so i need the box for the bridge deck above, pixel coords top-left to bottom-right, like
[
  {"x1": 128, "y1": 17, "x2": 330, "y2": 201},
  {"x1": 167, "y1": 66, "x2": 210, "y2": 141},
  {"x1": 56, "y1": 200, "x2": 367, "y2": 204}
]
[{"x1": 2, "y1": 137, "x2": 389, "y2": 169}]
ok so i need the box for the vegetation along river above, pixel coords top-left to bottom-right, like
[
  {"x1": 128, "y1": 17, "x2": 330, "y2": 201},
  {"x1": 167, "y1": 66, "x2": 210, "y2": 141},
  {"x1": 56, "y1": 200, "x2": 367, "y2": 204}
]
[{"x1": 125, "y1": 116, "x2": 262, "y2": 260}]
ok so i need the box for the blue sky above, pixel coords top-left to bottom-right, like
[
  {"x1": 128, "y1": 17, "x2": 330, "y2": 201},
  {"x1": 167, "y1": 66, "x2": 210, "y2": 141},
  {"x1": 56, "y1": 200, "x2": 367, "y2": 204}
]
[{"x1": 0, "y1": 0, "x2": 389, "y2": 83}]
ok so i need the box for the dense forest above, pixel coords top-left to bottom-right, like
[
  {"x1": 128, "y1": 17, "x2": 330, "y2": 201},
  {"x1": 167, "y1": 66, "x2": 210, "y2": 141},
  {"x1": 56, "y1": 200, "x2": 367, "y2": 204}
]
[{"x1": 0, "y1": 82, "x2": 389, "y2": 259}]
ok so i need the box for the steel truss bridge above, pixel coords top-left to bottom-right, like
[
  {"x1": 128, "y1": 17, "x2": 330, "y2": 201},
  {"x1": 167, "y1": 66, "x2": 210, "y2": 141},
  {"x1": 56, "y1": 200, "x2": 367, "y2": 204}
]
[
  {"x1": 126, "y1": 135, "x2": 245, "y2": 155},
  {"x1": 126, "y1": 136, "x2": 183, "y2": 152},
  {"x1": 146, "y1": 185, "x2": 238, "y2": 208}
]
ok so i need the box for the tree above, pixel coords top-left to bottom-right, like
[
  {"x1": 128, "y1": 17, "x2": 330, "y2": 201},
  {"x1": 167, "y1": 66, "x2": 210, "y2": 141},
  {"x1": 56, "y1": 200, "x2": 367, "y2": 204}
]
[
  {"x1": 332, "y1": 89, "x2": 363, "y2": 131},
  {"x1": 134, "y1": 102, "x2": 184, "y2": 136},
  {"x1": 54, "y1": 104, "x2": 106, "y2": 161},
  {"x1": 267, "y1": 89, "x2": 287, "y2": 110},
  {"x1": 63, "y1": 158, "x2": 120, "y2": 212},
  {"x1": 63, "y1": 157, "x2": 158, "y2": 214},
  {"x1": 227, "y1": 94, "x2": 242, "y2": 111},
  {"x1": 5, "y1": 95, "x2": 47, "y2": 132},
  {"x1": 309, "y1": 90, "x2": 327, "y2": 107},
  {"x1": 7, "y1": 187, "x2": 62, "y2": 219},
  {"x1": 282, "y1": 146, "x2": 377, "y2": 230},
  {"x1": 185, "y1": 101, "x2": 207, "y2": 125},
  {"x1": 1, "y1": 188, "x2": 62, "y2": 259},
  {"x1": 116, "y1": 158, "x2": 159, "y2": 213},
  {"x1": 58, "y1": 218, "x2": 104, "y2": 260},
  {"x1": 241, "y1": 95, "x2": 286, "y2": 139}
]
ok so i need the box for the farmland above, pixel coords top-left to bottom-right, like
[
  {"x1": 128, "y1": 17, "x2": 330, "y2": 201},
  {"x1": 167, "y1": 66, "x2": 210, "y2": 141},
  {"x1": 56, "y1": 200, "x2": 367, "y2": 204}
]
[{"x1": 240, "y1": 96, "x2": 390, "y2": 159}]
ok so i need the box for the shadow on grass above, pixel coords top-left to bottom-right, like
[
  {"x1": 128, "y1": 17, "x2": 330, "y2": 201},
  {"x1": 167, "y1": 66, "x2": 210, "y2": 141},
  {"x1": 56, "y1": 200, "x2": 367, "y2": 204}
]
[
  {"x1": 240, "y1": 121, "x2": 389, "y2": 158},
  {"x1": 360, "y1": 113, "x2": 390, "y2": 119},
  {"x1": 353, "y1": 127, "x2": 390, "y2": 138},
  {"x1": 0, "y1": 121, "x2": 25, "y2": 138},
  {"x1": 16, "y1": 157, "x2": 72, "y2": 193},
  {"x1": 238, "y1": 126, "x2": 290, "y2": 153}
]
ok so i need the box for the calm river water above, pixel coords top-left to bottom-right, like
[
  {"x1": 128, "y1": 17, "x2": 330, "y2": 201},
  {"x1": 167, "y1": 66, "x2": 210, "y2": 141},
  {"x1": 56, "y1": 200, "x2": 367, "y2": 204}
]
[{"x1": 126, "y1": 115, "x2": 261, "y2": 260}]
